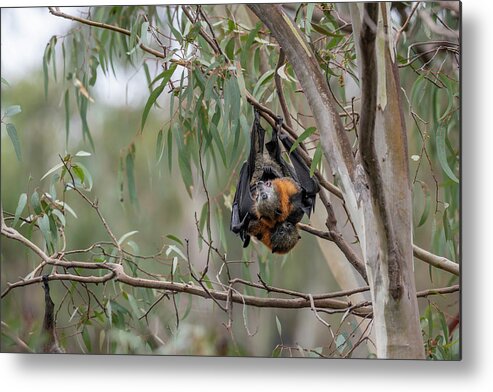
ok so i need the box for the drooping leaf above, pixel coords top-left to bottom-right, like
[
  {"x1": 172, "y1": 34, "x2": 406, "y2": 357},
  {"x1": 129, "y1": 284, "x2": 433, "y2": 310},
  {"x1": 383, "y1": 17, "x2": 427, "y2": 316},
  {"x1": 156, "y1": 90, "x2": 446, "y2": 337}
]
[
  {"x1": 64, "y1": 90, "x2": 70, "y2": 145},
  {"x1": 141, "y1": 64, "x2": 176, "y2": 132},
  {"x1": 5, "y1": 123, "x2": 22, "y2": 161},
  {"x1": 38, "y1": 214, "x2": 52, "y2": 251},
  {"x1": 51, "y1": 209, "x2": 66, "y2": 227},
  {"x1": 275, "y1": 315, "x2": 282, "y2": 339},
  {"x1": 41, "y1": 163, "x2": 64, "y2": 181},
  {"x1": 304, "y1": 3, "x2": 315, "y2": 38},
  {"x1": 13, "y1": 193, "x2": 27, "y2": 227},
  {"x1": 55, "y1": 200, "x2": 78, "y2": 218},
  {"x1": 436, "y1": 125, "x2": 459, "y2": 183},
  {"x1": 31, "y1": 191, "x2": 42, "y2": 215},
  {"x1": 43, "y1": 44, "x2": 49, "y2": 98},
  {"x1": 118, "y1": 230, "x2": 139, "y2": 245},
  {"x1": 72, "y1": 162, "x2": 93, "y2": 191},
  {"x1": 155, "y1": 128, "x2": 164, "y2": 163},
  {"x1": 417, "y1": 181, "x2": 431, "y2": 227},
  {"x1": 166, "y1": 234, "x2": 184, "y2": 246},
  {"x1": 126, "y1": 145, "x2": 138, "y2": 206},
  {"x1": 79, "y1": 91, "x2": 95, "y2": 151},
  {"x1": 310, "y1": 143, "x2": 323, "y2": 177},
  {"x1": 290, "y1": 127, "x2": 317, "y2": 153}
]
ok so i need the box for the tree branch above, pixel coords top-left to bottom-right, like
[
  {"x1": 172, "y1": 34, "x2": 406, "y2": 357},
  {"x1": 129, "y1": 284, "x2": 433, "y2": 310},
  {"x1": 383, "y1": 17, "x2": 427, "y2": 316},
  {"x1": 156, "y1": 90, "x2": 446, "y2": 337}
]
[
  {"x1": 412, "y1": 245, "x2": 460, "y2": 276},
  {"x1": 48, "y1": 7, "x2": 188, "y2": 66},
  {"x1": 274, "y1": 49, "x2": 293, "y2": 129},
  {"x1": 0, "y1": 221, "x2": 370, "y2": 317},
  {"x1": 1, "y1": 216, "x2": 459, "y2": 320},
  {"x1": 419, "y1": 9, "x2": 459, "y2": 40}
]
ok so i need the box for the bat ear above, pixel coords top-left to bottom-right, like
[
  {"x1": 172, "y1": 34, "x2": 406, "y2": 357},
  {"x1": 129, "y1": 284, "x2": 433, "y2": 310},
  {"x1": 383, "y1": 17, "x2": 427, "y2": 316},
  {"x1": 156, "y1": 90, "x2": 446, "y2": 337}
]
[{"x1": 275, "y1": 115, "x2": 283, "y2": 129}]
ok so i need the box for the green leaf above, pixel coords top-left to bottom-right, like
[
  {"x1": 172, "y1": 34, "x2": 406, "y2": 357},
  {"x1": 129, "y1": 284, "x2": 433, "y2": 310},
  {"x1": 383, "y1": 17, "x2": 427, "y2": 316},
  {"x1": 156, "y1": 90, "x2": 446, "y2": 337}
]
[
  {"x1": 199, "y1": 202, "x2": 209, "y2": 234},
  {"x1": 141, "y1": 64, "x2": 176, "y2": 131},
  {"x1": 417, "y1": 181, "x2": 431, "y2": 227},
  {"x1": 31, "y1": 191, "x2": 42, "y2": 215},
  {"x1": 290, "y1": 127, "x2": 316, "y2": 153},
  {"x1": 4, "y1": 105, "x2": 22, "y2": 117},
  {"x1": 305, "y1": 3, "x2": 315, "y2": 38},
  {"x1": 155, "y1": 128, "x2": 164, "y2": 163},
  {"x1": 73, "y1": 162, "x2": 93, "y2": 191},
  {"x1": 64, "y1": 90, "x2": 70, "y2": 145},
  {"x1": 241, "y1": 22, "x2": 262, "y2": 66},
  {"x1": 172, "y1": 256, "x2": 178, "y2": 275},
  {"x1": 438, "y1": 310, "x2": 449, "y2": 343},
  {"x1": 275, "y1": 315, "x2": 282, "y2": 339},
  {"x1": 38, "y1": 214, "x2": 52, "y2": 250},
  {"x1": 143, "y1": 62, "x2": 152, "y2": 93},
  {"x1": 252, "y1": 70, "x2": 274, "y2": 99},
  {"x1": 436, "y1": 125, "x2": 459, "y2": 183},
  {"x1": 41, "y1": 162, "x2": 64, "y2": 181},
  {"x1": 211, "y1": 109, "x2": 226, "y2": 166},
  {"x1": 335, "y1": 333, "x2": 348, "y2": 354},
  {"x1": 79, "y1": 91, "x2": 95, "y2": 151},
  {"x1": 52, "y1": 209, "x2": 66, "y2": 227},
  {"x1": 43, "y1": 44, "x2": 49, "y2": 98},
  {"x1": 126, "y1": 146, "x2": 138, "y2": 206},
  {"x1": 166, "y1": 244, "x2": 187, "y2": 261},
  {"x1": 13, "y1": 193, "x2": 27, "y2": 227},
  {"x1": 118, "y1": 230, "x2": 139, "y2": 245},
  {"x1": 443, "y1": 208, "x2": 452, "y2": 241},
  {"x1": 5, "y1": 123, "x2": 21, "y2": 161},
  {"x1": 310, "y1": 143, "x2": 323, "y2": 177},
  {"x1": 167, "y1": 126, "x2": 173, "y2": 172},
  {"x1": 272, "y1": 346, "x2": 282, "y2": 358},
  {"x1": 225, "y1": 37, "x2": 235, "y2": 60},
  {"x1": 55, "y1": 200, "x2": 78, "y2": 219},
  {"x1": 81, "y1": 326, "x2": 92, "y2": 352},
  {"x1": 140, "y1": 21, "x2": 149, "y2": 46},
  {"x1": 166, "y1": 234, "x2": 184, "y2": 246},
  {"x1": 72, "y1": 165, "x2": 85, "y2": 184},
  {"x1": 48, "y1": 213, "x2": 58, "y2": 247}
]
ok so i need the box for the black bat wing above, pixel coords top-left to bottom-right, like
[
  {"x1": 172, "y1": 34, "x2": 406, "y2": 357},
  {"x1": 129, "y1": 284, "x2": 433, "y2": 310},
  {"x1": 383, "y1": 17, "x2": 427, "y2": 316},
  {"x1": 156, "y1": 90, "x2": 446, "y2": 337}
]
[
  {"x1": 232, "y1": 109, "x2": 269, "y2": 248},
  {"x1": 230, "y1": 161, "x2": 255, "y2": 247},
  {"x1": 265, "y1": 117, "x2": 299, "y2": 182}
]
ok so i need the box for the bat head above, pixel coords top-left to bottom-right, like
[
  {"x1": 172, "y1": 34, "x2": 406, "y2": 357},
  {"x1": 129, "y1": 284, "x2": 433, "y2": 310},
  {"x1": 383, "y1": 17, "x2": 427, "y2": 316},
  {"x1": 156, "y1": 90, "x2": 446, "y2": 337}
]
[
  {"x1": 270, "y1": 221, "x2": 301, "y2": 254},
  {"x1": 254, "y1": 180, "x2": 282, "y2": 220}
]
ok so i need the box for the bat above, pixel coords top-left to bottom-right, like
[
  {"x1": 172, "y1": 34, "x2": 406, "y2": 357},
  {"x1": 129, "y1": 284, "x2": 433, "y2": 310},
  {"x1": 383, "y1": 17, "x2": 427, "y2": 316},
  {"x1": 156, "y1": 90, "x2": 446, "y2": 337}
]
[{"x1": 230, "y1": 109, "x2": 319, "y2": 253}]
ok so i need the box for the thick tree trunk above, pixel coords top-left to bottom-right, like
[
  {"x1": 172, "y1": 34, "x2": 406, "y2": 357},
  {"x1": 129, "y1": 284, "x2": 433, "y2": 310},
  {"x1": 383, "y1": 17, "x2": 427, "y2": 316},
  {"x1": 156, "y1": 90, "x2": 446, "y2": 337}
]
[{"x1": 248, "y1": 3, "x2": 424, "y2": 359}]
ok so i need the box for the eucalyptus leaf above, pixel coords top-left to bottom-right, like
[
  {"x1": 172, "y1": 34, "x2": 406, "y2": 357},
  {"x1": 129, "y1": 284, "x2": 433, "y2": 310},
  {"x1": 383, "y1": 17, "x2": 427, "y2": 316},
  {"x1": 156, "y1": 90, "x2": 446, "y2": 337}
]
[
  {"x1": 5, "y1": 123, "x2": 22, "y2": 161},
  {"x1": 436, "y1": 125, "x2": 459, "y2": 183},
  {"x1": 13, "y1": 193, "x2": 27, "y2": 227},
  {"x1": 4, "y1": 105, "x2": 22, "y2": 117}
]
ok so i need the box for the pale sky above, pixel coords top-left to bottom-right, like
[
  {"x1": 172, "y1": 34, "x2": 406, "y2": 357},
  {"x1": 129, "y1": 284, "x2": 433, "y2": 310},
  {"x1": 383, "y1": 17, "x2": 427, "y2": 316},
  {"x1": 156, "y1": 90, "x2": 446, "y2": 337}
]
[{"x1": 1, "y1": 6, "x2": 150, "y2": 108}]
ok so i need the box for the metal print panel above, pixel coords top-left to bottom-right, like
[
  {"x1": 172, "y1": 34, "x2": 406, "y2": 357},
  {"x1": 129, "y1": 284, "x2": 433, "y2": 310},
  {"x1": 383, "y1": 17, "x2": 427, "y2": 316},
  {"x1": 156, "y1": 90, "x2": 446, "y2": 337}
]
[{"x1": 1, "y1": 2, "x2": 460, "y2": 359}]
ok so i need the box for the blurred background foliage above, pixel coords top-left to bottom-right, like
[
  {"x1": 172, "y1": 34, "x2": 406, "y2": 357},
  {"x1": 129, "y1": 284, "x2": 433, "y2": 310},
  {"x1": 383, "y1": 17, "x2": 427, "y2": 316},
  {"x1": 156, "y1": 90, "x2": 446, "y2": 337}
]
[{"x1": 1, "y1": 2, "x2": 459, "y2": 358}]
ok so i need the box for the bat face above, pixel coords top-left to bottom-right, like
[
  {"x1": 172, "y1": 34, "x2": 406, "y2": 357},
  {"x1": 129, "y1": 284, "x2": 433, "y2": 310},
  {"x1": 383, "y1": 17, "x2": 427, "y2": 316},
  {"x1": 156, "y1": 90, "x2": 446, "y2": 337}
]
[
  {"x1": 270, "y1": 221, "x2": 301, "y2": 254},
  {"x1": 254, "y1": 180, "x2": 281, "y2": 220}
]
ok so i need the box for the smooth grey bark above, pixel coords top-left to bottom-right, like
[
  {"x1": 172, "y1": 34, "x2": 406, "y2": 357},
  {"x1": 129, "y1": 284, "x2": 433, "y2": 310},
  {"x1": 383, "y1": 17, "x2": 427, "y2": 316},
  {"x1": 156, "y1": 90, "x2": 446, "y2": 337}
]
[{"x1": 248, "y1": 3, "x2": 424, "y2": 358}]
